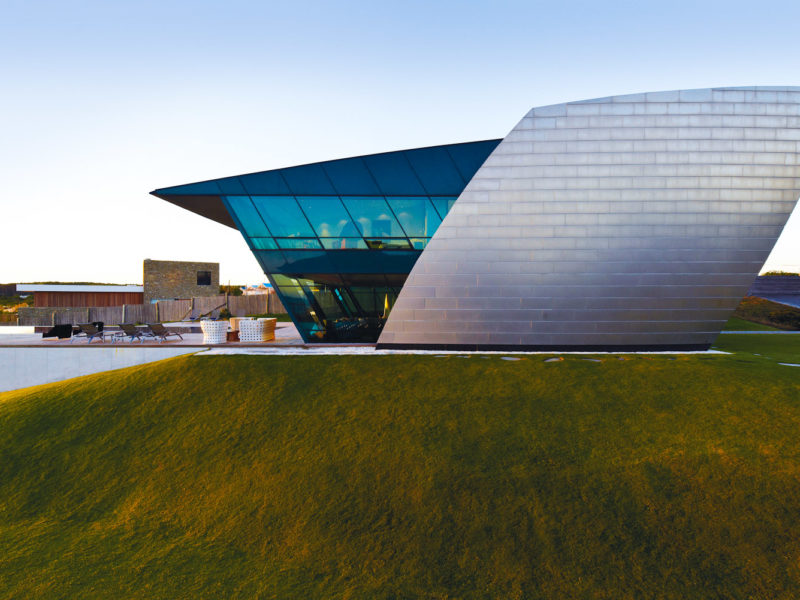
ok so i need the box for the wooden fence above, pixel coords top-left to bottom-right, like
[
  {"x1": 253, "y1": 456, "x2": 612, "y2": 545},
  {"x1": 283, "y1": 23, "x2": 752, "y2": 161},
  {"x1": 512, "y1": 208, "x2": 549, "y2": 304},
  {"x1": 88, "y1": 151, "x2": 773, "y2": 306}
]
[{"x1": 18, "y1": 292, "x2": 285, "y2": 326}]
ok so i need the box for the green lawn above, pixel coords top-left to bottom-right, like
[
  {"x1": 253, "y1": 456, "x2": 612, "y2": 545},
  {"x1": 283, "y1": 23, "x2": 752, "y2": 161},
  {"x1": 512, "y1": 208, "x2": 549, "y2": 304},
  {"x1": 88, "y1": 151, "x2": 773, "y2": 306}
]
[
  {"x1": 1, "y1": 337, "x2": 800, "y2": 598},
  {"x1": 722, "y1": 316, "x2": 779, "y2": 331},
  {"x1": 732, "y1": 296, "x2": 800, "y2": 330}
]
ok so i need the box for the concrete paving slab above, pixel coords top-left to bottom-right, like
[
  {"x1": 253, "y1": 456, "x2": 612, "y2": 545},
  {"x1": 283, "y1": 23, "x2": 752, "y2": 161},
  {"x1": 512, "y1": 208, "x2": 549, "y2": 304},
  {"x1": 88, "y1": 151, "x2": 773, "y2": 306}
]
[{"x1": 0, "y1": 346, "x2": 201, "y2": 393}]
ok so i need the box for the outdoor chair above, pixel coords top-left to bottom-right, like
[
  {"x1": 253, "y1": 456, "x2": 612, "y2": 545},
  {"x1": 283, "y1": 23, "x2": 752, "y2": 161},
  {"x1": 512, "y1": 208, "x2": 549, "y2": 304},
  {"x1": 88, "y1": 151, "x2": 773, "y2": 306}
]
[
  {"x1": 239, "y1": 318, "x2": 276, "y2": 342},
  {"x1": 146, "y1": 323, "x2": 183, "y2": 343},
  {"x1": 71, "y1": 323, "x2": 108, "y2": 343},
  {"x1": 200, "y1": 319, "x2": 228, "y2": 344},
  {"x1": 113, "y1": 323, "x2": 154, "y2": 344}
]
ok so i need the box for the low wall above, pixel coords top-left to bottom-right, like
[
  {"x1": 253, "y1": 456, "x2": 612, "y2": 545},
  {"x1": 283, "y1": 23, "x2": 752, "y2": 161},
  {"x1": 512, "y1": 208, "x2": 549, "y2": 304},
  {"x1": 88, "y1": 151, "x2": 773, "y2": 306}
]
[
  {"x1": 748, "y1": 275, "x2": 800, "y2": 297},
  {"x1": 18, "y1": 292, "x2": 285, "y2": 326}
]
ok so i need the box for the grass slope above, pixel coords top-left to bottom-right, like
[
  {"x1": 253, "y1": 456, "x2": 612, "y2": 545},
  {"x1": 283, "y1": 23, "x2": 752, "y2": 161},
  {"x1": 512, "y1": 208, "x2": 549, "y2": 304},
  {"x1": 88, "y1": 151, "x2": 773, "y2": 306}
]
[
  {"x1": 722, "y1": 316, "x2": 779, "y2": 331},
  {"x1": 1, "y1": 337, "x2": 800, "y2": 599},
  {"x1": 733, "y1": 296, "x2": 800, "y2": 330}
]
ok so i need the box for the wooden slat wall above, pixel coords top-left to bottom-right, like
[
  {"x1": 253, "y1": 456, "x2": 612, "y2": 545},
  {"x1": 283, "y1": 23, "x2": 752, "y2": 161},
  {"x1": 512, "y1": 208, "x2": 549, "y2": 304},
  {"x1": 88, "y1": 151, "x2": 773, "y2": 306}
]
[
  {"x1": 34, "y1": 291, "x2": 144, "y2": 307},
  {"x1": 156, "y1": 300, "x2": 192, "y2": 323},
  {"x1": 88, "y1": 306, "x2": 124, "y2": 325},
  {"x1": 18, "y1": 291, "x2": 286, "y2": 326}
]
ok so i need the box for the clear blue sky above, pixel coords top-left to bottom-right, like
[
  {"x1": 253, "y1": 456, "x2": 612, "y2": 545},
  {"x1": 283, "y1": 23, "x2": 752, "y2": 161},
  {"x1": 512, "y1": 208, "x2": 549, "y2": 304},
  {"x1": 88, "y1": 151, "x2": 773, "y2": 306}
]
[{"x1": 2, "y1": 0, "x2": 799, "y2": 284}]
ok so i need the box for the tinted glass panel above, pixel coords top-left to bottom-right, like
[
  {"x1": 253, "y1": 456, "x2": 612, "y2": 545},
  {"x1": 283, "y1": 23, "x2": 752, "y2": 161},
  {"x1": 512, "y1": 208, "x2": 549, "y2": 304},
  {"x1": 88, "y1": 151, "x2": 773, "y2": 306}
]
[
  {"x1": 158, "y1": 180, "x2": 221, "y2": 195},
  {"x1": 341, "y1": 197, "x2": 405, "y2": 237},
  {"x1": 225, "y1": 196, "x2": 271, "y2": 237},
  {"x1": 250, "y1": 237, "x2": 278, "y2": 250},
  {"x1": 404, "y1": 147, "x2": 465, "y2": 195},
  {"x1": 280, "y1": 250, "x2": 336, "y2": 272},
  {"x1": 322, "y1": 158, "x2": 380, "y2": 195},
  {"x1": 408, "y1": 238, "x2": 430, "y2": 250},
  {"x1": 276, "y1": 238, "x2": 323, "y2": 249},
  {"x1": 253, "y1": 250, "x2": 288, "y2": 272},
  {"x1": 445, "y1": 140, "x2": 501, "y2": 181},
  {"x1": 251, "y1": 196, "x2": 314, "y2": 237},
  {"x1": 430, "y1": 196, "x2": 459, "y2": 219},
  {"x1": 296, "y1": 196, "x2": 359, "y2": 237},
  {"x1": 334, "y1": 288, "x2": 357, "y2": 315},
  {"x1": 274, "y1": 286, "x2": 320, "y2": 337},
  {"x1": 301, "y1": 281, "x2": 348, "y2": 321},
  {"x1": 276, "y1": 285, "x2": 307, "y2": 301},
  {"x1": 387, "y1": 197, "x2": 442, "y2": 237},
  {"x1": 271, "y1": 274, "x2": 299, "y2": 286},
  {"x1": 326, "y1": 249, "x2": 420, "y2": 274},
  {"x1": 280, "y1": 164, "x2": 336, "y2": 195},
  {"x1": 320, "y1": 238, "x2": 369, "y2": 250},
  {"x1": 349, "y1": 286, "x2": 395, "y2": 315},
  {"x1": 364, "y1": 238, "x2": 412, "y2": 250},
  {"x1": 362, "y1": 153, "x2": 426, "y2": 195},
  {"x1": 239, "y1": 171, "x2": 291, "y2": 195},
  {"x1": 216, "y1": 177, "x2": 247, "y2": 195}
]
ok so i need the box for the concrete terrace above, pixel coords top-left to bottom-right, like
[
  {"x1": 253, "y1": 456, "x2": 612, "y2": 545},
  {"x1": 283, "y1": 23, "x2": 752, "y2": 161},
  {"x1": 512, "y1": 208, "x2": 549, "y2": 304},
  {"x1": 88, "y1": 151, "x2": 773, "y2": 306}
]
[
  {"x1": 2, "y1": 322, "x2": 798, "y2": 394},
  {"x1": 0, "y1": 322, "x2": 307, "y2": 393},
  {"x1": 0, "y1": 322, "x2": 305, "y2": 348}
]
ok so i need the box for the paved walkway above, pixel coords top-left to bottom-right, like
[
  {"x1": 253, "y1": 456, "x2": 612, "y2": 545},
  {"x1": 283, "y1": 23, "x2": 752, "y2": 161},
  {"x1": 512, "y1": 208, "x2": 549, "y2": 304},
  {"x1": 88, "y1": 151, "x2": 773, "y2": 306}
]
[
  {"x1": 0, "y1": 323, "x2": 305, "y2": 347},
  {"x1": 6, "y1": 321, "x2": 794, "y2": 394},
  {"x1": 720, "y1": 330, "x2": 800, "y2": 334},
  {"x1": 0, "y1": 323, "x2": 304, "y2": 393},
  {"x1": 0, "y1": 346, "x2": 200, "y2": 393}
]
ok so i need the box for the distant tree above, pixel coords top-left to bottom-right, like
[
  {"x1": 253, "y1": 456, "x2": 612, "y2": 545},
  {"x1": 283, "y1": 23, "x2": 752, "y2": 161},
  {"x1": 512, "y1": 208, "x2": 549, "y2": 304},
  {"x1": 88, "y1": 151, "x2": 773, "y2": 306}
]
[{"x1": 219, "y1": 285, "x2": 243, "y2": 296}]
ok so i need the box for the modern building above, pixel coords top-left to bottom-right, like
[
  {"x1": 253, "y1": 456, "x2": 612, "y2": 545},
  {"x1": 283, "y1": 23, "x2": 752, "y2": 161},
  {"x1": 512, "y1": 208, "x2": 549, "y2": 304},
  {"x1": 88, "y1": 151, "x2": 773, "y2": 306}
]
[
  {"x1": 153, "y1": 140, "x2": 500, "y2": 342},
  {"x1": 152, "y1": 87, "x2": 800, "y2": 350}
]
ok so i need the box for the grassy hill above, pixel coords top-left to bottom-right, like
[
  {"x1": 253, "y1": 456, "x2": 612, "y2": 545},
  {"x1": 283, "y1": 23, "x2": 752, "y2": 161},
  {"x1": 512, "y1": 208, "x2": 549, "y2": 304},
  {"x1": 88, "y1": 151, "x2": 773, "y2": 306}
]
[
  {"x1": 733, "y1": 296, "x2": 800, "y2": 330},
  {"x1": 1, "y1": 336, "x2": 800, "y2": 598}
]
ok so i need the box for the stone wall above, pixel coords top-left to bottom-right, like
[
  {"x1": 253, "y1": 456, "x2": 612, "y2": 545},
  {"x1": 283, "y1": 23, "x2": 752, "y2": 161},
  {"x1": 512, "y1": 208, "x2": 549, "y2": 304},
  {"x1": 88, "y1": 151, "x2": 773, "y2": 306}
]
[
  {"x1": 748, "y1": 275, "x2": 800, "y2": 297},
  {"x1": 143, "y1": 259, "x2": 219, "y2": 303}
]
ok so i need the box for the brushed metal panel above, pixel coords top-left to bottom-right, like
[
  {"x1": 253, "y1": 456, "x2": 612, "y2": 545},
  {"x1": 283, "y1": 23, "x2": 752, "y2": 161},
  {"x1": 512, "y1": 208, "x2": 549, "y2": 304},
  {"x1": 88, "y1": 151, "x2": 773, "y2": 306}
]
[{"x1": 379, "y1": 87, "x2": 800, "y2": 350}]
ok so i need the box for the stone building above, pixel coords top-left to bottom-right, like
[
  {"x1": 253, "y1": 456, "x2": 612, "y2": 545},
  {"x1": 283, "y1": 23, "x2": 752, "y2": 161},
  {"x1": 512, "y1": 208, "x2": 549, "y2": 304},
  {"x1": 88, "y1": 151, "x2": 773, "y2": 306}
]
[{"x1": 143, "y1": 259, "x2": 219, "y2": 303}]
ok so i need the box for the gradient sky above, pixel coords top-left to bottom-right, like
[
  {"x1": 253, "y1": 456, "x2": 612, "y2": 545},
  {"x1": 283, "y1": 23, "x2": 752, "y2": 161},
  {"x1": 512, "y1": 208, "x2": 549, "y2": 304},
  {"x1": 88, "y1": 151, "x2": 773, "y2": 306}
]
[{"x1": 2, "y1": 0, "x2": 799, "y2": 284}]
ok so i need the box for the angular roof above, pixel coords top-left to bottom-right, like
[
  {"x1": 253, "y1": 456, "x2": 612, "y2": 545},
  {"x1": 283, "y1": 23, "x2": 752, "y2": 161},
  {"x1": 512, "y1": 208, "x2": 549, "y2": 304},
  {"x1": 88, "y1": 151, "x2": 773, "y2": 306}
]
[{"x1": 151, "y1": 139, "x2": 501, "y2": 228}]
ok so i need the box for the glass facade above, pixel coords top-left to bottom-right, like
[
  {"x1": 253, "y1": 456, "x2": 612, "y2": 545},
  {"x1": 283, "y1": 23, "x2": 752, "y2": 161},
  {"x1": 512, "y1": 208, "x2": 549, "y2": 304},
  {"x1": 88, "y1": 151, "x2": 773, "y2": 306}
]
[{"x1": 152, "y1": 139, "x2": 501, "y2": 342}]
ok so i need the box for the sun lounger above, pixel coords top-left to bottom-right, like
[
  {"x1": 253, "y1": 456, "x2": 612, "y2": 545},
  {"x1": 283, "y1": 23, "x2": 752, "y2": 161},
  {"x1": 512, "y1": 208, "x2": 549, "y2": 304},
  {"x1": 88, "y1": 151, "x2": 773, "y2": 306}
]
[
  {"x1": 146, "y1": 323, "x2": 183, "y2": 343},
  {"x1": 71, "y1": 323, "x2": 108, "y2": 343},
  {"x1": 113, "y1": 323, "x2": 154, "y2": 344}
]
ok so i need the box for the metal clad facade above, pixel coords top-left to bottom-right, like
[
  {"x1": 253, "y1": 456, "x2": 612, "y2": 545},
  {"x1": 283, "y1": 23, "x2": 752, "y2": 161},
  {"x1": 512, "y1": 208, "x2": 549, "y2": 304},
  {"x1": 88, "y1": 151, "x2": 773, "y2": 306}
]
[{"x1": 378, "y1": 87, "x2": 800, "y2": 349}]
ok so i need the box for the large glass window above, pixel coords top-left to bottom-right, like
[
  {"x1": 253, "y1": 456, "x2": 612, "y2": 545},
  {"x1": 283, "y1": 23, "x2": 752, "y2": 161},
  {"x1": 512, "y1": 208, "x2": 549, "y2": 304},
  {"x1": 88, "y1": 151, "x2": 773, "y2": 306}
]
[
  {"x1": 225, "y1": 196, "x2": 271, "y2": 237},
  {"x1": 364, "y1": 238, "x2": 411, "y2": 250},
  {"x1": 408, "y1": 238, "x2": 430, "y2": 250},
  {"x1": 296, "y1": 196, "x2": 359, "y2": 237},
  {"x1": 320, "y1": 238, "x2": 369, "y2": 250},
  {"x1": 251, "y1": 196, "x2": 314, "y2": 238},
  {"x1": 341, "y1": 197, "x2": 405, "y2": 237},
  {"x1": 322, "y1": 159, "x2": 381, "y2": 195},
  {"x1": 387, "y1": 197, "x2": 442, "y2": 237},
  {"x1": 250, "y1": 237, "x2": 278, "y2": 250},
  {"x1": 275, "y1": 238, "x2": 323, "y2": 250},
  {"x1": 362, "y1": 153, "x2": 426, "y2": 195},
  {"x1": 430, "y1": 196, "x2": 459, "y2": 220}
]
